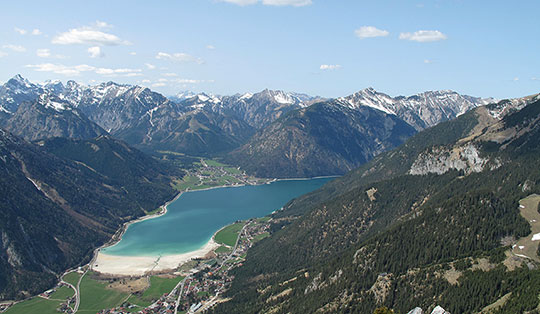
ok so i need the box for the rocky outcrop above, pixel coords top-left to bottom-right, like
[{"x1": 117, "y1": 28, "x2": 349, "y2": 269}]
[{"x1": 409, "y1": 143, "x2": 499, "y2": 175}]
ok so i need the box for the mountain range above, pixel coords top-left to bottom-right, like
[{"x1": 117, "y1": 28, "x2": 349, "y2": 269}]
[{"x1": 0, "y1": 75, "x2": 493, "y2": 177}]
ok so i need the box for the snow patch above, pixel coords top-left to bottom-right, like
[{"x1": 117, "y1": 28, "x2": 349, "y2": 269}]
[{"x1": 532, "y1": 233, "x2": 540, "y2": 241}]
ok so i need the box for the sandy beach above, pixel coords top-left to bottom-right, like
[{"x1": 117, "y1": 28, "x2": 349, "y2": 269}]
[{"x1": 91, "y1": 238, "x2": 219, "y2": 276}]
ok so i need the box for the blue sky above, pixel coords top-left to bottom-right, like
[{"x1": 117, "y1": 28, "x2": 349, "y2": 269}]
[{"x1": 0, "y1": 0, "x2": 538, "y2": 99}]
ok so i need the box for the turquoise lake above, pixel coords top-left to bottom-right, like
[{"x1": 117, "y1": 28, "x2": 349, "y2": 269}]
[{"x1": 102, "y1": 177, "x2": 334, "y2": 257}]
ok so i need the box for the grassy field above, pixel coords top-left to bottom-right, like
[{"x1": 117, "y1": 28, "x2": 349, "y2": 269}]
[
  {"x1": 173, "y1": 175, "x2": 201, "y2": 191},
  {"x1": 256, "y1": 216, "x2": 271, "y2": 223},
  {"x1": 5, "y1": 297, "x2": 64, "y2": 314},
  {"x1": 127, "y1": 275, "x2": 184, "y2": 309},
  {"x1": 215, "y1": 245, "x2": 232, "y2": 254},
  {"x1": 77, "y1": 272, "x2": 129, "y2": 313},
  {"x1": 62, "y1": 271, "x2": 82, "y2": 286},
  {"x1": 214, "y1": 222, "x2": 245, "y2": 246},
  {"x1": 224, "y1": 167, "x2": 242, "y2": 174},
  {"x1": 512, "y1": 194, "x2": 540, "y2": 262},
  {"x1": 253, "y1": 232, "x2": 270, "y2": 243},
  {"x1": 145, "y1": 207, "x2": 163, "y2": 216},
  {"x1": 49, "y1": 286, "x2": 74, "y2": 300},
  {"x1": 204, "y1": 159, "x2": 227, "y2": 167}
]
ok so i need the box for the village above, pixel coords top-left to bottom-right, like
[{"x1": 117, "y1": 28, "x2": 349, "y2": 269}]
[{"x1": 93, "y1": 217, "x2": 271, "y2": 314}]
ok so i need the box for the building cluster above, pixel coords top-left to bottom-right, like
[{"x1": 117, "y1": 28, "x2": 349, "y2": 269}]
[{"x1": 97, "y1": 219, "x2": 271, "y2": 314}]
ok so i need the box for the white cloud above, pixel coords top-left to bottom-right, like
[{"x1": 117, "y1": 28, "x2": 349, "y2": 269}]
[
  {"x1": 88, "y1": 46, "x2": 104, "y2": 58},
  {"x1": 163, "y1": 73, "x2": 178, "y2": 77},
  {"x1": 94, "y1": 67, "x2": 142, "y2": 76},
  {"x1": 158, "y1": 78, "x2": 168, "y2": 82},
  {"x1": 129, "y1": 51, "x2": 137, "y2": 56},
  {"x1": 26, "y1": 63, "x2": 141, "y2": 77},
  {"x1": 152, "y1": 82, "x2": 167, "y2": 87},
  {"x1": 141, "y1": 79, "x2": 151, "y2": 84},
  {"x1": 262, "y1": 0, "x2": 312, "y2": 6},
  {"x1": 206, "y1": 45, "x2": 216, "y2": 50},
  {"x1": 354, "y1": 26, "x2": 389, "y2": 39},
  {"x1": 52, "y1": 22, "x2": 130, "y2": 46},
  {"x1": 36, "y1": 49, "x2": 51, "y2": 58},
  {"x1": 219, "y1": 0, "x2": 311, "y2": 6},
  {"x1": 156, "y1": 52, "x2": 204, "y2": 64},
  {"x1": 532, "y1": 77, "x2": 539, "y2": 81},
  {"x1": 424, "y1": 59, "x2": 433, "y2": 64},
  {"x1": 0, "y1": 51, "x2": 7, "y2": 58},
  {"x1": 14, "y1": 27, "x2": 27, "y2": 35},
  {"x1": 145, "y1": 63, "x2": 156, "y2": 70},
  {"x1": 95, "y1": 21, "x2": 113, "y2": 29},
  {"x1": 219, "y1": 0, "x2": 258, "y2": 5},
  {"x1": 32, "y1": 29, "x2": 42, "y2": 35},
  {"x1": 513, "y1": 77, "x2": 519, "y2": 81},
  {"x1": 399, "y1": 30, "x2": 447, "y2": 42},
  {"x1": 35, "y1": 48, "x2": 66, "y2": 59},
  {"x1": 174, "y1": 79, "x2": 207, "y2": 84},
  {"x1": 26, "y1": 63, "x2": 95, "y2": 76},
  {"x1": 3, "y1": 44, "x2": 26, "y2": 52},
  {"x1": 320, "y1": 64, "x2": 341, "y2": 70}
]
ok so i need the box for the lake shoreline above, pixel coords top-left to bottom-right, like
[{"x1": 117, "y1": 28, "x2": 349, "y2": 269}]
[{"x1": 91, "y1": 176, "x2": 337, "y2": 276}]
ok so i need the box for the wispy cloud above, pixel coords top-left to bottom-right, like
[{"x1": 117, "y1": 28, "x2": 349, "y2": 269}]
[
  {"x1": 219, "y1": 0, "x2": 311, "y2": 6},
  {"x1": 36, "y1": 49, "x2": 51, "y2": 58},
  {"x1": 424, "y1": 59, "x2": 433, "y2": 64},
  {"x1": 156, "y1": 52, "x2": 204, "y2": 64},
  {"x1": 25, "y1": 63, "x2": 141, "y2": 77},
  {"x1": 262, "y1": 0, "x2": 312, "y2": 6},
  {"x1": 31, "y1": 29, "x2": 42, "y2": 35},
  {"x1": 3, "y1": 44, "x2": 26, "y2": 52},
  {"x1": 513, "y1": 77, "x2": 519, "y2": 82},
  {"x1": 145, "y1": 63, "x2": 156, "y2": 70},
  {"x1": 129, "y1": 51, "x2": 137, "y2": 56},
  {"x1": 14, "y1": 27, "x2": 27, "y2": 35},
  {"x1": 88, "y1": 46, "x2": 104, "y2": 58},
  {"x1": 320, "y1": 64, "x2": 342, "y2": 70},
  {"x1": 399, "y1": 30, "x2": 447, "y2": 42},
  {"x1": 0, "y1": 51, "x2": 7, "y2": 58},
  {"x1": 354, "y1": 26, "x2": 389, "y2": 39},
  {"x1": 35, "y1": 48, "x2": 66, "y2": 59},
  {"x1": 52, "y1": 21, "x2": 130, "y2": 46},
  {"x1": 206, "y1": 45, "x2": 216, "y2": 50},
  {"x1": 163, "y1": 73, "x2": 179, "y2": 77}
]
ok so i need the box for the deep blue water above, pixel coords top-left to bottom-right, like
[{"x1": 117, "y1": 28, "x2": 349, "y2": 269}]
[{"x1": 102, "y1": 177, "x2": 333, "y2": 256}]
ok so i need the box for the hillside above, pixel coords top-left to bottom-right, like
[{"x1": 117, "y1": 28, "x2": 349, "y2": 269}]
[
  {"x1": 212, "y1": 95, "x2": 540, "y2": 313},
  {"x1": 226, "y1": 100, "x2": 416, "y2": 178},
  {"x1": 0, "y1": 130, "x2": 180, "y2": 300}
]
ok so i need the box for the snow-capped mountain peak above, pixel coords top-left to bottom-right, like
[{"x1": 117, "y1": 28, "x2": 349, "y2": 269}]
[{"x1": 339, "y1": 88, "x2": 493, "y2": 130}]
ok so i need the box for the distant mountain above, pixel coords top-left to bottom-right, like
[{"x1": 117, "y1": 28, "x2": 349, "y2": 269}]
[
  {"x1": 1, "y1": 93, "x2": 107, "y2": 141},
  {"x1": 213, "y1": 94, "x2": 540, "y2": 314},
  {"x1": 0, "y1": 129, "x2": 179, "y2": 300},
  {"x1": 0, "y1": 75, "x2": 493, "y2": 163},
  {"x1": 338, "y1": 88, "x2": 493, "y2": 130},
  {"x1": 226, "y1": 100, "x2": 416, "y2": 177},
  {"x1": 0, "y1": 74, "x2": 44, "y2": 117},
  {"x1": 216, "y1": 89, "x2": 325, "y2": 129}
]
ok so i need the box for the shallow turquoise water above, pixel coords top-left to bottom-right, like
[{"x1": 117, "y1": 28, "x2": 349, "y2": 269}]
[{"x1": 102, "y1": 177, "x2": 334, "y2": 256}]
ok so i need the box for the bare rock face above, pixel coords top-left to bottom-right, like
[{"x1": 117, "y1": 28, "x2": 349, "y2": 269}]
[{"x1": 408, "y1": 143, "x2": 499, "y2": 175}]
